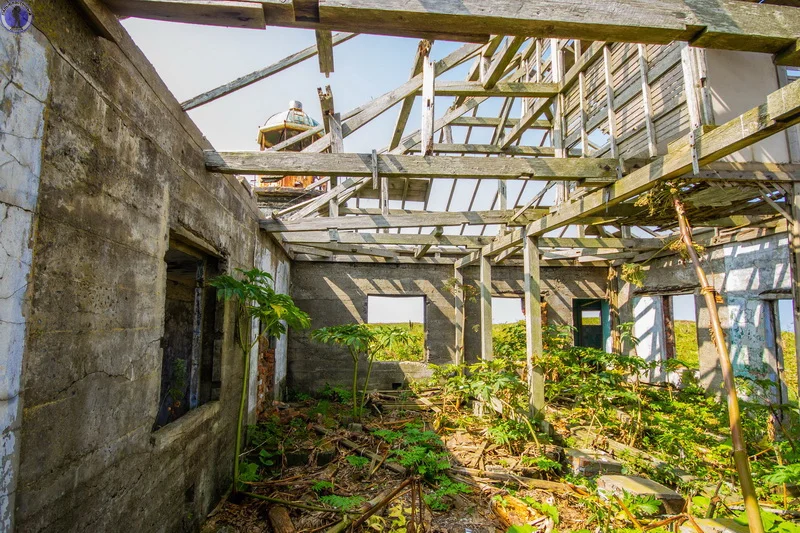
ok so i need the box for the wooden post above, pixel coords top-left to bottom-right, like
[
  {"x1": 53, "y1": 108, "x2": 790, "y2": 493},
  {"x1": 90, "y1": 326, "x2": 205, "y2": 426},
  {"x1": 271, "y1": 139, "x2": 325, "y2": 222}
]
[
  {"x1": 328, "y1": 112, "x2": 343, "y2": 217},
  {"x1": 480, "y1": 251, "x2": 493, "y2": 360},
  {"x1": 421, "y1": 52, "x2": 435, "y2": 155},
  {"x1": 454, "y1": 266, "x2": 465, "y2": 365},
  {"x1": 789, "y1": 183, "x2": 800, "y2": 399},
  {"x1": 551, "y1": 39, "x2": 566, "y2": 204},
  {"x1": 524, "y1": 234, "x2": 544, "y2": 415},
  {"x1": 315, "y1": 30, "x2": 334, "y2": 77}
]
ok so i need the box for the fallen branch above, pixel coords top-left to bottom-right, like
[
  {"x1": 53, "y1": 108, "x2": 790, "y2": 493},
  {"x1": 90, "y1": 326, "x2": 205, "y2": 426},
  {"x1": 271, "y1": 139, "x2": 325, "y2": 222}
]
[
  {"x1": 450, "y1": 466, "x2": 570, "y2": 492},
  {"x1": 267, "y1": 505, "x2": 297, "y2": 533},
  {"x1": 241, "y1": 492, "x2": 344, "y2": 514}
]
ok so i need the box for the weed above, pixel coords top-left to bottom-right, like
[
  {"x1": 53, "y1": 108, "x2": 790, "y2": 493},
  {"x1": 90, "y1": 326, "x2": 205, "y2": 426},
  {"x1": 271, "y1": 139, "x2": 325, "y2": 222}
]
[{"x1": 345, "y1": 455, "x2": 370, "y2": 469}]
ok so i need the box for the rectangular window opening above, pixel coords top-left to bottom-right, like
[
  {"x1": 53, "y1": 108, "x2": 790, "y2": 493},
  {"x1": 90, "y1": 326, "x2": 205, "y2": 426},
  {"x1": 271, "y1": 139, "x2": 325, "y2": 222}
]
[
  {"x1": 155, "y1": 239, "x2": 221, "y2": 429},
  {"x1": 491, "y1": 296, "x2": 525, "y2": 324},
  {"x1": 366, "y1": 295, "x2": 426, "y2": 362},
  {"x1": 573, "y1": 298, "x2": 609, "y2": 349},
  {"x1": 667, "y1": 294, "x2": 699, "y2": 369}
]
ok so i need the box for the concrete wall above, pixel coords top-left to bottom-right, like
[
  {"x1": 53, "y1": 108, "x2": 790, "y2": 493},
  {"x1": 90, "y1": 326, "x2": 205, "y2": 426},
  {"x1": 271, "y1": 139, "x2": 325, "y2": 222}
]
[
  {"x1": 288, "y1": 262, "x2": 608, "y2": 392},
  {"x1": 9, "y1": 2, "x2": 288, "y2": 531},
  {"x1": 619, "y1": 231, "x2": 792, "y2": 392}
]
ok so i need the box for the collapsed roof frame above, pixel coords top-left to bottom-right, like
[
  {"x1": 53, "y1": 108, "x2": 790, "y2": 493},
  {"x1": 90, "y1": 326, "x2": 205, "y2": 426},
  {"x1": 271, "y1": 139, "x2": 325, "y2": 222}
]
[{"x1": 90, "y1": 0, "x2": 800, "y2": 268}]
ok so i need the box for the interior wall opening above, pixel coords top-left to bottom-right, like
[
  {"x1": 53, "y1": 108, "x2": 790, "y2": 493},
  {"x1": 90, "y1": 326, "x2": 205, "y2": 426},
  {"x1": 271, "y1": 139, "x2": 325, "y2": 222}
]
[
  {"x1": 573, "y1": 298, "x2": 609, "y2": 349},
  {"x1": 668, "y1": 294, "x2": 699, "y2": 369},
  {"x1": 366, "y1": 295, "x2": 426, "y2": 362}
]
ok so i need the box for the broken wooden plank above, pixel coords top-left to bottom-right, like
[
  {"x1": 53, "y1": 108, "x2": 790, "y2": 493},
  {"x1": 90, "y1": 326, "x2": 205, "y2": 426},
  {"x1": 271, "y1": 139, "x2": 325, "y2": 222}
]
[
  {"x1": 315, "y1": 30, "x2": 335, "y2": 77},
  {"x1": 182, "y1": 32, "x2": 357, "y2": 110}
]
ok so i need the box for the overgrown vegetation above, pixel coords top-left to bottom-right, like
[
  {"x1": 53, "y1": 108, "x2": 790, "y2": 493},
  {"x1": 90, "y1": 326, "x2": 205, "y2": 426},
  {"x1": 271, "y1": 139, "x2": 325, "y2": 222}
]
[
  {"x1": 209, "y1": 268, "x2": 310, "y2": 491},
  {"x1": 206, "y1": 314, "x2": 800, "y2": 533},
  {"x1": 365, "y1": 322, "x2": 425, "y2": 362},
  {"x1": 311, "y1": 323, "x2": 414, "y2": 417}
]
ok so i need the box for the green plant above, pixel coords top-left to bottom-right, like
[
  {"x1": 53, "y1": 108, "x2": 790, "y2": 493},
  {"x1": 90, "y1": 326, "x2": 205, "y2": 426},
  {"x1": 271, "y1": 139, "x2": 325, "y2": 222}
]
[
  {"x1": 346, "y1": 455, "x2": 370, "y2": 469},
  {"x1": 210, "y1": 268, "x2": 310, "y2": 491},
  {"x1": 311, "y1": 324, "x2": 373, "y2": 417},
  {"x1": 424, "y1": 478, "x2": 471, "y2": 511},
  {"x1": 319, "y1": 494, "x2": 366, "y2": 511},
  {"x1": 311, "y1": 480, "x2": 334, "y2": 493},
  {"x1": 312, "y1": 323, "x2": 413, "y2": 417}
]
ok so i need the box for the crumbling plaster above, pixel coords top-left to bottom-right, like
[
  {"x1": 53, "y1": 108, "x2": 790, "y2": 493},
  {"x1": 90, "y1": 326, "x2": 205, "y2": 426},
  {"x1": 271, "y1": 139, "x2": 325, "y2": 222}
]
[
  {"x1": 619, "y1": 232, "x2": 793, "y2": 392},
  {"x1": 0, "y1": 27, "x2": 49, "y2": 533}
]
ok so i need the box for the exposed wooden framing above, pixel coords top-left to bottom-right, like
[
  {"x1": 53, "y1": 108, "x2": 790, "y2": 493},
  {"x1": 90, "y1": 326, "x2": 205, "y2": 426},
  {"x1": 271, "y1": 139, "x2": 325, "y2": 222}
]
[
  {"x1": 483, "y1": 36, "x2": 526, "y2": 89},
  {"x1": 389, "y1": 40, "x2": 430, "y2": 151},
  {"x1": 448, "y1": 116, "x2": 550, "y2": 129},
  {"x1": 578, "y1": 60, "x2": 589, "y2": 156},
  {"x1": 563, "y1": 45, "x2": 683, "y2": 148},
  {"x1": 480, "y1": 252, "x2": 493, "y2": 361},
  {"x1": 280, "y1": 232, "x2": 494, "y2": 248},
  {"x1": 107, "y1": 1, "x2": 800, "y2": 64},
  {"x1": 278, "y1": 232, "x2": 664, "y2": 250},
  {"x1": 328, "y1": 112, "x2": 343, "y2": 217},
  {"x1": 410, "y1": 144, "x2": 556, "y2": 156},
  {"x1": 415, "y1": 227, "x2": 444, "y2": 259},
  {"x1": 602, "y1": 45, "x2": 620, "y2": 171},
  {"x1": 311, "y1": 0, "x2": 800, "y2": 60},
  {"x1": 181, "y1": 32, "x2": 357, "y2": 110},
  {"x1": 501, "y1": 90, "x2": 555, "y2": 149},
  {"x1": 525, "y1": 78, "x2": 800, "y2": 236},
  {"x1": 304, "y1": 43, "x2": 483, "y2": 154},
  {"x1": 261, "y1": 210, "x2": 544, "y2": 233},
  {"x1": 413, "y1": 81, "x2": 558, "y2": 98},
  {"x1": 458, "y1": 78, "x2": 800, "y2": 269},
  {"x1": 681, "y1": 44, "x2": 703, "y2": 131},
  {"x1": 637, "y1": 44, "x2": 658, "y2": 158},
  {"x1": 421, "y1": 50, "x2": 435, "y2": 156},
  {"x1": 315, "y1": 30, "x2": 335, "y2": 77},
  {"x1": 291, "y1": 242, "x2": 399, "y2": 259},
  {"x1": 103, "y1": 0, "x2": 267, "y2": 29},
  {"x1": 454, "y1": 266, "x2": 465, "y2": 365},
  {"x1": 206, "y1": 151, "x2": 619, "y2": 181},
  {"x1": 524, "y1": 234, "x2": 544, "y2": 415}
]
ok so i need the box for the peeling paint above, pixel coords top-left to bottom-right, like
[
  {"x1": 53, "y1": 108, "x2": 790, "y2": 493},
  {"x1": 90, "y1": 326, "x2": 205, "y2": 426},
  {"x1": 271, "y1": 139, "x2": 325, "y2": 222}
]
[{"x1": 0, "y1": 28, "x2": 49, "y2": 533}]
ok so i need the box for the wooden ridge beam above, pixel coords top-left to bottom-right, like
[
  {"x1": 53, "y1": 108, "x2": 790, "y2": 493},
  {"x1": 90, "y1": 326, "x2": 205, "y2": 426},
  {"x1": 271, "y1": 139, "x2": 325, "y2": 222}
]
[
  {"x1": 277, "y1": 232, "x2": 665, "y2": 250},
  {"x1": 313, "y1": 0, "x2": 800, "y2": 62},
  {"x1": 415, "y1": 81, "x2": 558, "y2": 98},
  {"x1": 279, "y1": 232, "x2": 494, "y2": 248},
  {"x1": 103, "y1": 0, "x2": 266, "y2": 28},
  {"x1": 449, "y1": 116, "x2": 549, "y2": 128},
  {"x1": 261, "y1": 210, "x2": 544, "y2": 233},
  {"x1": 408, "y1": 143, "x2": 556, "y2": 156},
  {"x1": 206, "y1": 151, "x2": 619, "y2": 181}
]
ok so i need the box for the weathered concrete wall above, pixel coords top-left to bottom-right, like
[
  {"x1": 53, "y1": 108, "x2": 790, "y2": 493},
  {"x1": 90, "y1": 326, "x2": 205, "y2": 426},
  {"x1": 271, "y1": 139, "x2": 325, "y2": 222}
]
[
  {"x1": 12, "y1": 2, "x2": 288, "y2": 531},
  {"x1": 0, "y1": 26, "x2": 50, "y2": 532},
  {"x1": 288, "y1": 262, "x2": 608, "y2": 392},
  {"x1": 619, "y1": 231, "x2": 792, "y2": 392}
]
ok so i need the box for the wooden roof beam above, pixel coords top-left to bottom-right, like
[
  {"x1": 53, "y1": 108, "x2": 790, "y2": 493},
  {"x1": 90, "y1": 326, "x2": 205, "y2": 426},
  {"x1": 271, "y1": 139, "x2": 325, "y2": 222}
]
[{"x1": 206, "y1": 151, "x2": 619, "y2": 181}]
